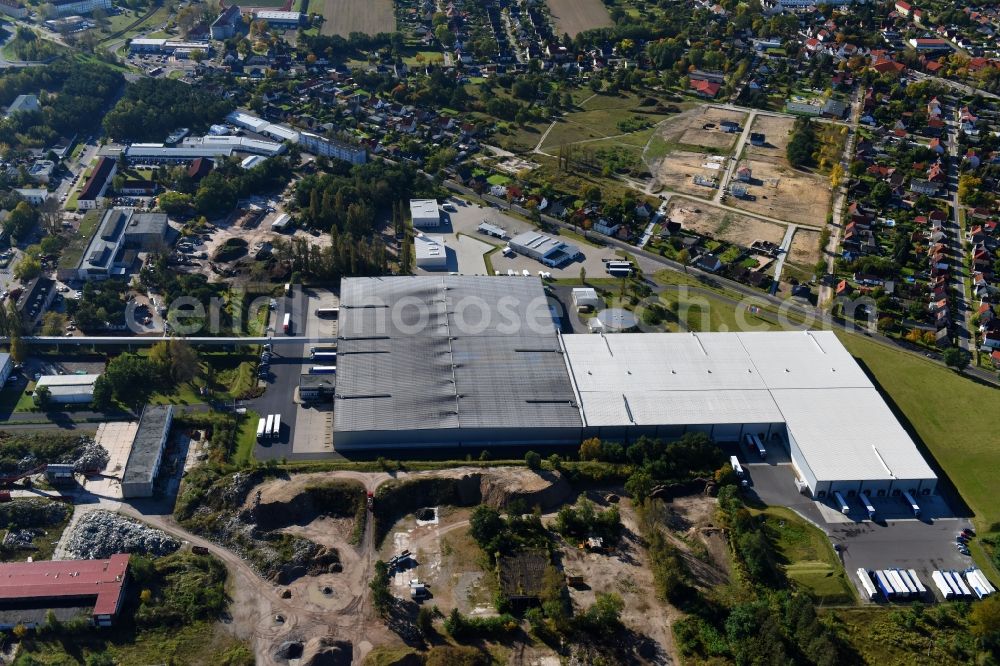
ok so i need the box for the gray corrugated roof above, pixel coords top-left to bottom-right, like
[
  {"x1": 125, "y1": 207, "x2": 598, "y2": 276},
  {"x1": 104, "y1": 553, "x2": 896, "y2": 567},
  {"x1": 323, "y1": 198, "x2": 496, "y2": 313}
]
[
  {"x1": 334, "y1": 276, "x2": 581, "y2": 434},
  {"x1": 122, "y1": 405, "x2": 172, "y2": 485}
]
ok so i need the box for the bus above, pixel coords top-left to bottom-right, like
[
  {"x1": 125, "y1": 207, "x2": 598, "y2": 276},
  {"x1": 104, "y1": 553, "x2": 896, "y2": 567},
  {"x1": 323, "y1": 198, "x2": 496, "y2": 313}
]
[
  {"x1": 310, "y1": 366, "x2": 337, "y2": 374},
  {"x1": 606, "y1": 264, "x2": 633, "y2": 278},
  {"x1": 861, "y1": 492, "x2": 876, "y2": 521},
  {"x1": 271, "y1": 414, "x2": 281, "y2": 440},
  {"x1": 902, "y1": 490, "x2": 921, "y2": 517},
  {"x1": 833, "y1": 491, "x2": 850, "y2": 515},
  {"x1": 856, "y1": 569, "x2": 877, "y2": 601},
  {"x1": 256, "y1": 417, "x2": 266, "y2": 441},
  {"x1": 315, "y1": 307, "x2": 340, "y2": 318},
  {"x1": 283, "y1": 312, "x2": 292, "y2": 334},
  {"x1": 264, "y1": 414, "x2": 275, "y2": 439},
  {"x1": 312, "y1": 352, "x2": 337, "y2": 363}
]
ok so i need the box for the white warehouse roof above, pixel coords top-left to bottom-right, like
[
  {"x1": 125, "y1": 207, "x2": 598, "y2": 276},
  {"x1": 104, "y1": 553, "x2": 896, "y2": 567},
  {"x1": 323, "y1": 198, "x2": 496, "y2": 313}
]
[
  {"x1": 561, "y1": 330, "x2": 936, "y2": 486},
  {"x1": 771, "y1": 387, "x2": 937, "y2": 483},
  {"x1": 409, "y1": 199, "x2": 439, "y2": 218}
]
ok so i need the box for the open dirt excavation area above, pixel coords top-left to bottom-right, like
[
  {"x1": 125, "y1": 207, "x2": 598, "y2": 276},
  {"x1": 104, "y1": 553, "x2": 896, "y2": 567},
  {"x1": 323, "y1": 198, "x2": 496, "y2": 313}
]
[
  {"x1": 654, "y1": 151, "x2": 727, "y2": 196},
  {"x1": 159, "y1": 465, "x2": 721, "y2": 665},
  {"x1": 788, "y1": 227, "x2": 822, "y2": 269},
  {"x1": 728, "y1": 158, "x2": 831, "y2": 227},
  {"x1": 667, "y1": 199, "x2": 787, "y2": 246},
  {"x1": 655, "y1": 106, "x2": 748, "y2": 151}
]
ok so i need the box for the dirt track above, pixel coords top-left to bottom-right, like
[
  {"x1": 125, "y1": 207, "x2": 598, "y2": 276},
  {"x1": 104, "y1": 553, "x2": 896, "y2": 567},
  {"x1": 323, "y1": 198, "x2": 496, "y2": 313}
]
[{"x1": 129, "y1": 467, "x2": 568, "y2": 664}]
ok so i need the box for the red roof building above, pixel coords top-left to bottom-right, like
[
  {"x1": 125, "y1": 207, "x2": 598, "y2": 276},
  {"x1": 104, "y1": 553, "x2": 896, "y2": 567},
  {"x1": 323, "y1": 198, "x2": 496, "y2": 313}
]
[
  {"x1": 0, "y1": 554, "x2": 129, "y2": 627},
  {"x1": 689, "y1": 79, "x2": 721, "y2": 98}
]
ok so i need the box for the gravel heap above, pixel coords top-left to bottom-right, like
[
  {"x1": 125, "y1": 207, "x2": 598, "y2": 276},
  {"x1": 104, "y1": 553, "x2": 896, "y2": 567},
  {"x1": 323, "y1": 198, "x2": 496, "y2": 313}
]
[
  {"x1": 63, "y1": 511, "x2": 179, "y2": 560},
  {"x1": 72, "y1": 441, "x2": 110, "y2": 473}
]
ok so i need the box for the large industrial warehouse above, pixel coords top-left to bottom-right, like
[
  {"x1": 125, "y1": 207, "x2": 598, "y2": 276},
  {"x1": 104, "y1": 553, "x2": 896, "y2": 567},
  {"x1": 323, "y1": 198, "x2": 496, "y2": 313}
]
[{"x1": 333, "y1": 276, "x2": 938, "y2": 499}]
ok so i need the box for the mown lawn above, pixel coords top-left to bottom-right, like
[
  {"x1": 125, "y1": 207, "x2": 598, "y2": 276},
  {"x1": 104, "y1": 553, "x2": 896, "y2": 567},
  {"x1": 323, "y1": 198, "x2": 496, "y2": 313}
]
[
  {"x1": 231, "y1": 411, "x2": 259, "y2": 467},
  {"x1": 752, "y1": 506, "x2": 854, "y2": 604}
]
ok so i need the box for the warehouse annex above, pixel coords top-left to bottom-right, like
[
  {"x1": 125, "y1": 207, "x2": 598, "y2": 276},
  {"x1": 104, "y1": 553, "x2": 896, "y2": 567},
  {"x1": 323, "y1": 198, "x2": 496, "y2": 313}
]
[{"x1": 333, "y1": 276, "x2": 937, "y2": 500}]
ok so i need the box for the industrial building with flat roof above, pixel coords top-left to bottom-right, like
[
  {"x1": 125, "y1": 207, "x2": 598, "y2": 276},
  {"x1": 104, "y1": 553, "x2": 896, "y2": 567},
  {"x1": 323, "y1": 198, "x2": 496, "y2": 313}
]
[
  {"x1": 0, "y1": 554, "x2": 129, "y2": 628},
  {"x1": 121, "y1": 404, "x2": 173, "y2": 498},
  {"x1": 414, "y1": 234, "x2": 447, "y2": 269},
  {"x1": 409, "y1": 199, "x2": 440, "y2": 228},
  {"x1": 58, "y1": 208, "x2": 168, "y2": 281},
  {"x1": 332, "y1": 276, "x2": 938, "y2": 499},
  {"x1": 334, "y1": 277, "x2": 580, "y2": 449},
  {"x1": 508, "y1": 232, "x2": 583, "y2": 268},
  {"x1": 34, "y1": 374, "x2": 100, "y2": 404}
]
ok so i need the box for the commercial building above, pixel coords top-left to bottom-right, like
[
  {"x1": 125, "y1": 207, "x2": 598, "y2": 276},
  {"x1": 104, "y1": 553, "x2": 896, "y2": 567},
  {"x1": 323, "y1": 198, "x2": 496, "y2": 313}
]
[
  {"x1": 253, "y1": 10, "x2": 304, "y2": 27},
  {"x1": 6, "y1": 94, "x2": 39, "y2": 118},
  {"x1": 59, "y1": 208, "x2": 168, "y2": 281},
  {"x1": 127, "y1": 38, "x2": 210, "y2": 57},
  {"x1": 226, "y1": 110, "x2": 367, "y2": 164},
  {"x1": 508, "y1": 232, "x2": 582, "y2": 268},
  {"x1": 210, "y1": 4, "x2": 242, "y2": 39},
  {"x1": 409, "y1": 199, "x2": 440, "y2": 229},
  {"x1": 571, "y1": 287, "x2": 599, "y2": 311},
  {"x1": 33, "y1": 374, "x2": 100, "y2": 404},
  {"x1": 121, "y1": 404, "x2": 173, "y2": 498},
  {"x1": 0, "y1": 0, "x2": 28, "y2": 19},
  {"x1": 28, "y1": 160, "x2": 56, "y2": 184},
  {"x1": 14, "y1": 188, "x2": 51, "y2": 205},
  {"x1": 50, "y1": 0, "x2": 111, "y2": 16},
  {"x1": 124, "y1": 135, "x2": 285, "y2": 164},
  {"x1": 334, "y1": 277, "x2": 579, "y2": 450},
  {"x1": 299, "y1": 374, "x2": 335, "y2": 402},
  {"x1": 332, "y1": 277, "x2": 938, "y2": 499},
  {"x1": 76, "y1": 156, "x2": 117, "y2": 210},
  {"x1": 298, "y1": 131, "x2": 367, "y2": 165},
  {"x1": 0, "y1": 554, "x2": 129, "y2": 628},
  {"x1": 414, "y1": 234, "x2": 447, "y2": 269}
]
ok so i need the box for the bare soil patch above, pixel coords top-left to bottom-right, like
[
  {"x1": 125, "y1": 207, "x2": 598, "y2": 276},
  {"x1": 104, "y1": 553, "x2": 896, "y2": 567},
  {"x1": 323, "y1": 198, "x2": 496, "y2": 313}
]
[
  {"x1": 320, "y1": 0, "x2": 394, "y2": 37},
  {"x1": 655, "y1": 151, "x2": 725, "y2": 196},
  {"x1": 788, "y1": 227, "x2": 822, "y2": 268},
  {"x1": 656, "y1": 106, "x2": 748, "y2": 152},
  {"x1": 667, "y1": 200, "x2": 786, "y2": 246},
  {"x1": 728, "y1": 159, "x2": 831, "y2": 227},
  {"x1": 545, "y1": 0, "x2": 612, "y2": 36},
  {"x1": 559, "y1": 497, "x2": 679, "y2": 665},
  {"x1": 744, "y1": 114, "x2": 795, "y2": 158}
]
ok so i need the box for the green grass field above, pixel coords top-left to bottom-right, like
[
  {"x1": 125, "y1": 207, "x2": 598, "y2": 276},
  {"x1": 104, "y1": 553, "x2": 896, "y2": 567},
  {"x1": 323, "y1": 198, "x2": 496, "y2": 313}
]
[
  {"x1": 836, "y1": 333, "x2": 1000, "y2": 533},
  {"x1": 752, "y1": 506, "x2": 854, "y2": 603},
  {"x1": 232, "y1": 411, "x2": 259, "y2": 467}
]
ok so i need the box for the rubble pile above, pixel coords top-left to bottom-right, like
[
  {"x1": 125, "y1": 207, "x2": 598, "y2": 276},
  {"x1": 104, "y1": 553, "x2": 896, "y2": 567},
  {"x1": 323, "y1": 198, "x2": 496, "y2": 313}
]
[
  {"x1": 63, "y1": 511, "x2": 179, "y2": 559},
  {"x1": 72, "y1": 441, "x2": 110, "y2": 473}
]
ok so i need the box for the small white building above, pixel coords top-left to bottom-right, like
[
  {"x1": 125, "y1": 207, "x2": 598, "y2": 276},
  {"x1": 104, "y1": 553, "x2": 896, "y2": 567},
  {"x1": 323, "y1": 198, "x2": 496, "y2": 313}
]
[
  {"x1": 410, "y1": 199, "x2": 441, "y2": 229},
  {"x1": 14, "y1": 188, "x2": 50, "y2": 205},
  {"x1": 414, "y1": 234, "x2": 447, "y2": 269},
  {"x1": 33, "y1": 374, "x2": 100, "y2": 404},
  {"x1": 572, "y1": 287, "x2": 600, "y2": 311}
]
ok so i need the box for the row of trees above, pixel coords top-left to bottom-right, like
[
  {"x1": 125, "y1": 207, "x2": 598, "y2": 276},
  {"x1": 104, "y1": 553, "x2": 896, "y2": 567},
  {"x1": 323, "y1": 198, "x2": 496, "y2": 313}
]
[{"x1": 92, "y1": 340, "x2": 199, "y2": 411}]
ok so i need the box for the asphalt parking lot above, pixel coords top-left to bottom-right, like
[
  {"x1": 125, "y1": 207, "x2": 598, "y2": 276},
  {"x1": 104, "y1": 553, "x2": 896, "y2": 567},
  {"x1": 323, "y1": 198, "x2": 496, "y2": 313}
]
[
  {"x1": 734, "y1": 438, "x2": 975, "y2": 602},
  {"x1": 424, "y1": 198, "x2": 613, "y2": 279},
  {"x1": 250, "y1": 287, "x2": 340, "y2": 461}
]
